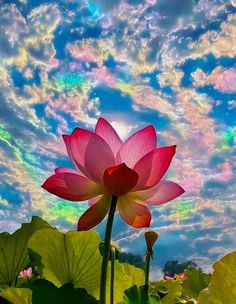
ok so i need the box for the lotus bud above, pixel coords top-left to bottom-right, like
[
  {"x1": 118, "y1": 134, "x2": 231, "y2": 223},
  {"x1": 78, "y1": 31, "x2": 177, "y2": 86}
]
[{"x1": 99, "y1": 240, "x2": 121, "y2": 260}]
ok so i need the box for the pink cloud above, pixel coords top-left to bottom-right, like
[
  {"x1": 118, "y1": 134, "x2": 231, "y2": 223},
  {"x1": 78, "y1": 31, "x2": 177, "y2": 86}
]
[
  {"x1": 211, "y1": 161, "x2": 234, "y2": 182},
  {"x1": 193, "y1": 67, "x2": 236, "y2": 93},
  {"x1": 212, "y1": 68, "x2": 236, "y2": 93},
  {"x1": 90, "y1": 66, "x2": 117, "y2": 86},
  {"x1": 67, "y1": 43, "x2": 100, "y2": 63}
]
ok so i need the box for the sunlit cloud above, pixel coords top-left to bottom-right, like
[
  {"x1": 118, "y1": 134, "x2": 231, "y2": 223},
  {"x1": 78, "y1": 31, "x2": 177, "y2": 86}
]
[{"x1": 193, "y1": 67, "x2": 236, "y2": 93}]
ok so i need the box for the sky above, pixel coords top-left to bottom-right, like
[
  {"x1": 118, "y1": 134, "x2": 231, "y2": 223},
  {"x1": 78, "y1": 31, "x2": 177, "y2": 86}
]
[{"x1": 0, "y1": 0, "x2": 236, "y2": 279}]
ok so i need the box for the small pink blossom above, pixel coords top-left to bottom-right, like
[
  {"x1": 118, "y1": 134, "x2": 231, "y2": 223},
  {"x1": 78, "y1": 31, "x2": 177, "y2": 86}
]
[
  {"x1": 19, "y1": 267, "x2": 32, "y2": 278},
  {"x1": 179, "y1": 272, "x2": 188, "y2": 282},
  {"x1": 164, "y1": 275, "x2": 173, "y2": 280}
]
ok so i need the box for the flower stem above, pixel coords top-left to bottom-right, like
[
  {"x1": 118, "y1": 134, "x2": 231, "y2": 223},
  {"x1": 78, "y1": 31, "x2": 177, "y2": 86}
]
[
  {"x1": 100, "y1": 195, "x2": 118, "y2": 304},
  {"x1": 110, "y1": 246, "x2": 115, "y2": 304},
  {"x1": 144, "y1": 252, "x2": 151, "y2": 294},
  {"x1": 14, "y1": 276, "x2": 18, "y2": 287}
]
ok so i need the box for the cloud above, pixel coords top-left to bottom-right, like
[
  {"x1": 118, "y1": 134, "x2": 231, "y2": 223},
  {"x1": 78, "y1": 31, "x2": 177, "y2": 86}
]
[
  {"x1": 90, "y1": 0, "x2": 120, "y2": 11},
  {"x1": 0, "y1": 4, "x2": 28, "y2": 59},
  {"x1": 189, "y1": 13, "x2": 236, "y2": 59},
  {"x1": 0, "y1": 3, "x2": 61, "y2": 69},
  {"x1": 192, "y1": 67, "x2": 236, "y2": 93},
  {"x1": 157, "y1": 69, "x2": 184, "y2": 90}
]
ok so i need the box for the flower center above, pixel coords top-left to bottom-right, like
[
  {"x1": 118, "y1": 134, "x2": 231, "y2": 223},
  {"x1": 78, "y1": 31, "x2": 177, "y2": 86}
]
[{"x1": 103, "y1": 163, "x2": 139, "y2": 197}]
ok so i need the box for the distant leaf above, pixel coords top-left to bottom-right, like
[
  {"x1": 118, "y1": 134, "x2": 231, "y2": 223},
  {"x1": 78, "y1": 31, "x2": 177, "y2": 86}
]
[
  {"x1": 23, "y1": 279, "x2": 98, "y2": 304},
  {"x1": 149, "y1": 295, "x2": 163, "y2": 304},
  {"x1": 182, "y1": 269, "x2": 211, "y2": 298},
  {"x1": 0, "y1": 217, "x2": 52, "y2": 286},
  {"x1": 198, "y1": 251, "x2": 236, "y2": 304},
  {"x1": 0, "y1": 287, "x2": 32, "y2": 304},
  {"x1": 124, "y1": 285, "x2": 162, "y2": 304},
  {"x1": 28, "y1": 228, "x2": 141, "y2": 303},
  {"x1": 151, "y1": 279, "x2": 183, "y2": 304}
]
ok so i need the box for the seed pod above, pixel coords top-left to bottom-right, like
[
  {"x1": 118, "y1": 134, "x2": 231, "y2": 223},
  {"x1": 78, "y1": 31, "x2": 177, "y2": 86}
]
[{"x1": 145, "y1": 231, "x2": 158, "y2": 258}]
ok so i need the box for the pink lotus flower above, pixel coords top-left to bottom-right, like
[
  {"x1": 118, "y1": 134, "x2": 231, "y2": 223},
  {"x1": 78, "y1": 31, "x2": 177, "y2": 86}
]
[
  {"x1": 164, "y1": 275, "x2": 173, "y2": 280},
  {"x1": 42, "y1": 118, "x2": 184, "y2": 230},
  {"x1": 19, "y1": 267, "x2": 32, "y2": 278},
  {"x1": 179, "y1": 272, "x2": 188, "y2": 282}
]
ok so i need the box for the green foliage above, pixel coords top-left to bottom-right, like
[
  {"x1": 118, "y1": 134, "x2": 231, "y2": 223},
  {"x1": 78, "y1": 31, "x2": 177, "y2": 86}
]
[
  {"x1": 23, "y1": 279, "x2": 98, "y2": 304},
  {"x1": 28, "y1": 228, "x2": 145, "y2": 304},
  {"x1": 121, "y1": 263, "x2": 145, "y2": 286},
  {"x1": 0, "y1": 216, "x2": 235, "y2": 304},
  {"x1": 118, "y1": 252, "x2": 145, "y2": 269},
  {"x1": 162, "y1": 261, "x2": 201, "y2": 277},
  {"x1": 151, "y1": 279, "x2": 183, "y2": 304},
  {"x1": 123, "y1": 285, "x2": 162, "y2": 304},
  {"x1": 0, "y1": 287, "x2": 32, "y2": 304},
  {"x1": 150, "y1": 274, "x2": 206, "y2": 304},
  {"x1": 28, "y1": 229, "x2": 102, "y2": 298},
  {"x1": 198, "y1": 251, "x2": 236, "y2": 303},
  {"x1": 0, "y1": 217, "x2": 52, "y2": 286},
  {"x1": 107, "y1": 261, "x2": 145, "y2": 303},
  {"x1": 182, "y1": 269, "x2": 211, "y2": 298}
]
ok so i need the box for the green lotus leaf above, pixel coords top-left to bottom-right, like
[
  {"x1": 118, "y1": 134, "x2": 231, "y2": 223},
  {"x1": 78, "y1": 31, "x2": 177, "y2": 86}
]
[
  {"x1": 28, "y1": 229, "x2": 101, "y2": 295},
  {"x1": 0, "y1": 216, "x2": 52, "y2": 286},
  {"x1": 198, "y1": 251, "x2": 236, "y2": 304},
  {"x1": 28, "y1": 228, "x2": 141, "y2": 303},
  {"x1": 151, "y1": 279, "x2": 183, "y2": 304},
  {"x1": 0, "y1": 287, "x2": 32, "y2": 304},
  {"x1": 123, "y1": 285, "x2": 162, "y2": 304},
  {"x1": 182, "y1": 269, "x2": 211, "y2": 298},
  {"x1": 106, "y1": 262, "x2": 145, "y2": 303},
  {"x1": 23, "y1": 279, "x2": 98, "y2": 304},
  {"x1": 120, "y1": 263, "x2": 145, "y2": 286}
]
